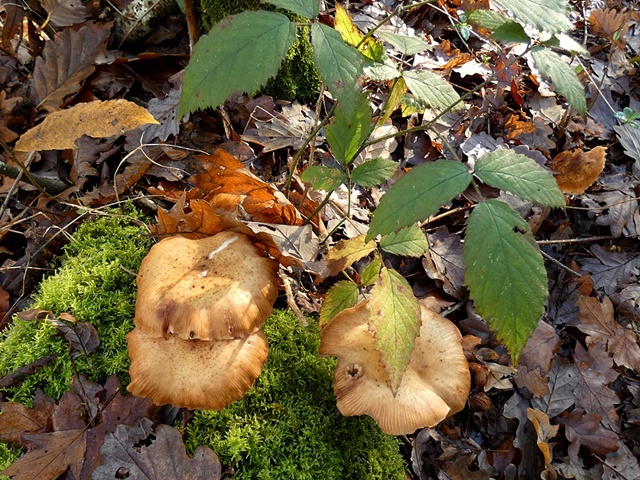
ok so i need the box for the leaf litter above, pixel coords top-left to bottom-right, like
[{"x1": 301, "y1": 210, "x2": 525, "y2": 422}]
[{"x1": 1, "y1": 0, "x2": 640, "y2": 479}]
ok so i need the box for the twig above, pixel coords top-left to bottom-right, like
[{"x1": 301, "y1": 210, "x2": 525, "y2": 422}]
[
  {"x1": 540, "y1": 250, "x2": 582, "y2": 277},
  {"x1": 536, "y1": 235, "x2": 614, "y2": 245},
  {"x1": 182, "y1": 0, "x2": 199, "y2": 51}
]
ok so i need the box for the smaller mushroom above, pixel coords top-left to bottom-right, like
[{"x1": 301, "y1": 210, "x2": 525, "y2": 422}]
[
  {"x1": 127, "y1": 327, "x2": 268, "y2": 410},
  {"x1": 319, "y1": 301, "x2": 470, "y2": 435},
  {"x1": 134, "y1": 231, "x2": 278, "y2": 340}
]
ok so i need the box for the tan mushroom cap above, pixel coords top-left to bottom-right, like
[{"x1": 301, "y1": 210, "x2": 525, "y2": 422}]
[
  {"x1": 126, "y1": 327, "x2": 268, "y2": 410},
  {"x1": 135, "y1": 231, "x2": 278, "y2": 340},
  {"x1": 319, "y1": 302, "x2": 470, "y2": 435}
]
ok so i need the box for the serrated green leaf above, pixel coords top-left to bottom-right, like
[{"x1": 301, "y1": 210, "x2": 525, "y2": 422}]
[
  {"x1": 475, "y1": 150, "x2": 566, "y2": 207},
  {"x1": 320, "y1": 280, "x2": 359, "y2": 327},
  {"x1": 376, "y1": 32, "x2": 431, "y2": 55},
  {"x1": 467, "y1": 10, "x2": 511, "y2": 30},
  {"x1": 463, "y1": 200, "x2": 547, "y2": 362},
  {"x1": 334, "y1": 3, "x2": 362, "y2": 47},
  {"x1": 311, "y1": 23, "x2": 364, "y2": 116},
  {"x1": 491, "y1": 22, "x2": 530, "y2": 43},
  {"x1": 367, "y1": 161, "x2": 472, "y2": 240},
  {"x1": 403, "y1": 70, "x2": 461, "y2": 110},
  {"x1": 360, "y1": 255, "x2": 382, "y2": 286},
  {"x1": 261, "y1": 0, "x2": 319, "y2": 19},
  {"x1": 325, "y1": 93, "x2": 372, "y2": 164},
  {"x1": 380, "y1": 224, "x2": 428, "y2": 257},
  {"x1": 367, "y1": 267, "x2": 421, "y2": 393},
  {"x1": 323, "y1": 235, "x2": 377, "y2": 278},
  {"x1": 400, "y1": 93, "x2": 423, "y2": 116},
  {"x1": 300, "y1": 165, "x2": 346, "y2": 191},
  {"x1": 531, "y1": 48, "x2": 587, "y2": 116},
  {"x1": 492, "y1": 0, "x2": 572, "y2": 34},
  {"x1": 351, "y1": 157, "x2": 397, "y2": 187},
  {"x1": 363, "y1": 58, "x2": 400, "y2": 81},
  {"x1": 180, "y1": 11, "x2": 296, "y2": 116}
]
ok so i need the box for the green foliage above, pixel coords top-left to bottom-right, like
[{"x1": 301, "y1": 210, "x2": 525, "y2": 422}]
[
  {"x1": 530, "y1": 47, "x2": 587, "y2": 116},
  {"x1": 491, "y1": 0, "x2": 572, "y2": 34},
  {"x1": 325, "y1": 93, "x2": 372, "y2": 165},
  {"x1": 475, "y1": 150, "x2": 566, "y2": 207},
  {"x1": 0, "y1": 207, "x2": 152, "y2": 405},
  {"x1": 379, "y1": 224, "x2": 428, "y2": 257},
  {"x1": 366, "y1": 267, "x2": 421, "y2": 393},
  {"x1": 179, "y1": 11, "x2": 297, "y2": 116},
  {"x1": 367, "y1": 161, "x2": 472, "y2": 240},
  {"x1": 351, "y1": 158, "x2": 398, "y2": 187},
  {"x1": 376, "y1": 32, "x2": 430, "y2": 56},
  {"x1": 183, "y1": 309, "x2": 406, "y2": 480},
  {"x1": 463, "y1": 200, "x2": 548, "y2": 361},
  {"x1": 262, "y1": 0, "x2": 318, "y2": 19},
  {"x1": 319, "y1": 280, "x2": 359, "y2": 327},
  {"x1": 402, "y1": 69, "x2": 462, "y2": 110},
  {"x1": 301, "y1": 165, "x2": 346, "y2": 191}
]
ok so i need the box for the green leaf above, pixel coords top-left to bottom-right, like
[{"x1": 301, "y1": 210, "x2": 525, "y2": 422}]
[
  {"x1": 320, "y1": 280, "x2": 359, "y2": 327},
  {"x1": 180, "y1": 11, "x2": 296, "y2": 116},
  {"x1": 463, "y1": 200, "x2": 547, "y2": 362},
  {"x1": 351, "y1": 158, "x2": 397, "y2": 187},
  {"x1": 367, "y1": 161, "x2": 472, "y2": 240},
  {"x1": 467, "y1": 10, "x2": 511, "y2": 30},
  {"x1": 261, "y1": 0, "x2": 319, "y2": 19},
  {"x1": 325, "y1": 93, "x2": 372, "y2": 164},
  {"x1": 376, "y1": 32, "x2": 431, "y2": 55},
  {"x1": 475, "y1": 150, "x2": 566, "y2": 207},
  {"x1": 380, "y1": 224, "x2": 428, "y2": 257},
  {"x1": 300, "y1": 165, "x2": 346, "y2": 191},
  {"x1": 491, "y1": 22, "x2": 530, "y2": 43},
  {"x1": 402, "y1": 69, "x2": 461, "y2": 110},
  {"x1": 311, "y1": 23, "x2": 364, "y2": 116},
  {"x1": 367, "y1": 267, "x2": 421, "y2": 393},
  {"x1": 531, "y1": 48, "x2": 587, "y2": 116},
  {"x1": 360, "y1": 255, "x2": 382, "y2": 286},
  {"x1": 400, "y1": 93, "x2": 424, "y2": 116},
  {"x1": 491, "y1": 0, "x2": 572, "y2": 34}
]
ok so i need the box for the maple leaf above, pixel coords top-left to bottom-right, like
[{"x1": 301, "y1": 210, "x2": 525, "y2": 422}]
[
  {"x1": 93, "y1": 418, "x2": 221, "y2": 480},
  {"x1": 30, "y1": 23, "x2": 110, "y2": 112},
  {"x1": 577, "y1": 295, "x2": 640, "y2": 370}
]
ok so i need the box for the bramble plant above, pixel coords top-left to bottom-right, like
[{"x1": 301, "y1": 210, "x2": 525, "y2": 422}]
[{"x1": 179, "y1": 0, "x2": 584, "y2": 384}]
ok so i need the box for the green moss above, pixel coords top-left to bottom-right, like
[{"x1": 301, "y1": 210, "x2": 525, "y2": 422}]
[
  {"x1": 184, "y1": 309, "x2": 407, "y2": 479},
  {"x1": 0, "y1": 207, "x2": 406, "y2": 478},
  {"x1": 0, "y1": 207, "x2": 153, "y2": 404},
  {"x1": 199, "y1": 0, "x2": 321, "y2": 103}
]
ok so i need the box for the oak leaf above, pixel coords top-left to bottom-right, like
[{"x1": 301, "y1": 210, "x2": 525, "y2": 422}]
[
  {"x1": 515, "y1": 321, "x2": 560, "y2": 397},
  {"x1": 559, "y1": 409, "x2": 619, "y2": 465}
]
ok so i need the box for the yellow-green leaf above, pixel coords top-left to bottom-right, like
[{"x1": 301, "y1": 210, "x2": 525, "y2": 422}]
[{"x1": 320, "y1": 280, "x2": 359, "y2": 327}]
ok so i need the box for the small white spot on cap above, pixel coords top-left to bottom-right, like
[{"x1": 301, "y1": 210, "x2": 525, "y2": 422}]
[
  {"x1": 208, "y1": 236, "x2": 238, "y2": 259},
  {"x1": 199, "y1": 270, "x2": 208, "y2": 278}
]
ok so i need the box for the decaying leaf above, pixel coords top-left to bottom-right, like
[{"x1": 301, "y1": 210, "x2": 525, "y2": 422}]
[
  {"x1": 527, "y1": 408, "x2": 559, "y2": 467},
  {"x1": 40, "y1": 0, "x2": 90, "y2": 27},
  {"x1": 15, "y1": 100, "x2": 158, "y2": 151},
  {"x1": 531, "y1": 357, "x2": 578, "y2": 417},
  {"x1": 30, "y1": 23, "x2": 111, "y2": 112},
  {"x1": 577, "y1": 295, "x2": 640, "y2": 370},
  {"x1": 515, "y1": 321, "x2": 560, "y2": 397},
  {"x1": 423, "y1": 226, "x2": 466, "y2": 299},
  {"x1": 579, "y1": 244, "x2": 640, "y2": 295},
  {"x1": 94, "y1": 419, "x2": 221, "y2": 480},
  {"x1": 0, "y1": 391, "x2": 56, "y2": 445},
  {"x1": 315, "y1": 235, "x2": 377, "y2": 280},
  {"x1": 559, "y1": 409, "x2": 619, "y2": 465},
  {"x1": 550, "y1": 146, "x2": 607, "y2": 194}
]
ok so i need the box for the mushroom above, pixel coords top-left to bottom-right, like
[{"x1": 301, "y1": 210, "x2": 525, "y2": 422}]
[
  {"x1": 134, "y1": 231, "x2": 278, "y2": 340},
  {"x1": 127, "y1": 327, "x2": 268, "y2": 410},
  {"x1": 319, "y1": 301, "x2": 470, "y2": 435},
  {"x1": 127, "y1": 231, "x2": 279, "y2": 410}
]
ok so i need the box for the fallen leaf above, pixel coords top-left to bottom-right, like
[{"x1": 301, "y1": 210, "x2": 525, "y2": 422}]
[
  {"x1": 583, "y1": 188, "x2": 639, "y2": 238},
  {"x1": 40, "y1": 0, "x2": 90, "y2": 27},
  {"x1": 577, "y1": 295, "x2": 640, "y2": 370},
  {"x1": 0, "y1": 391, "x2": 56, "y2": 445},
  {"x1": 558, "y1": 409, "x2": 619, "y2": 466},
  {"x1": 550, "y1": 146, "x2": 607, "y2": 194},
  {"x1": 15, "y1": 100, "x2": 159, "y2": 151},
  {"x1": 93, "y1": 419, "x2": 221, "y2": 480},
  {"x1": 531, "y1": 357, "x2": 578, "y2": 417},
  {"x1": 422, "y1": 226, "x2": 466, "y2": 300},
  {"x1": 589, "y1": 8, "x2": 630, "y2": 42},
  {"x1": 30, "y1": 23, "x2": 111, "y2": 112},
  {"x1": 579, "y1": 245, "x2": 640, "y2": 295},
  {"x1": 504, "y1": 113, "x2": 537, "y2": 139},
  {"x1": 515, "y1": 321, "x2": 560, "y2": 397},
  {"x1": 604, "y1": 441, "x2": 640, "y2": 480},
  {"x1": 527, "y1": 408, "x2": 559, "y2": 467},
  {"x1": 315, "y1": 235, "x2": 376, "y2": 279}
]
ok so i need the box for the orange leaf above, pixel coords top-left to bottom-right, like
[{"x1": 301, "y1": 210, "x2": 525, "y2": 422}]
[
  {"x1": 504, "y1": 113, "x2": 536, "y2": 139},
  {"x1": 550, "y1": 146, "x2": 606, "y2": 194}
]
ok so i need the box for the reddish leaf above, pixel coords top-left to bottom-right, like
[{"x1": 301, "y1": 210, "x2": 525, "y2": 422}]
[
  {"x1": 40, "y1": 0, "x2": 90, "y2": 27},
  {"x1": 30, "y1": 23, "x2": 110, "y2": 112},
  {"x1": 559, "y1": 409, "x2": 619, "y2": 465},
  {"x1": 0, "y1": 391, "x2": 55, "y2": 445}
]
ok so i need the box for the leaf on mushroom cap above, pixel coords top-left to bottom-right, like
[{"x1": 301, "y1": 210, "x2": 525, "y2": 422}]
[
  {"x1": 126, "y1": 327, "x2": 268, "y2": 410},
  {"x1": 135, "y1": 231, "x2": 278, "y2": 340},
  {"x1": 319, "y1": 301, "x2": 470, "y2": 435}
]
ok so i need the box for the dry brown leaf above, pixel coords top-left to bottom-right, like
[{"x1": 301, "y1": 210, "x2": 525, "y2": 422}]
[
  {"x1": 515, "y1": 321, "x2": 560, "y2": 397},
  {"x1": 589, "y1": 8, "x2": 630, "y2": 43},
  {"x1": 30, "y1": 23, "x2": 110, "y2": 112},
  {"x1": 313, "y1": 235, "x2": 377, "y2": 280},
  {"x1": 504, "y1": 113, "x2": 537, "y2": 139},
  {"x1": 559, "y1": 408, "x2": 619, "y2": 466},
  {"x1": 40, "y1": 0, "x2": 90, "y2": 27},
  {"x1": 550, "y1": 146, "x2": 607, "y2": 194},
  {"x1": 15, "y1": 100, "x2": 158, "y2": 151},
  {"x1": 527, "y1": 408, "x2": 559, "y2": 467},
  {"x1": 577, "y1": 295, "x2": 640, "y2": 370}
]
